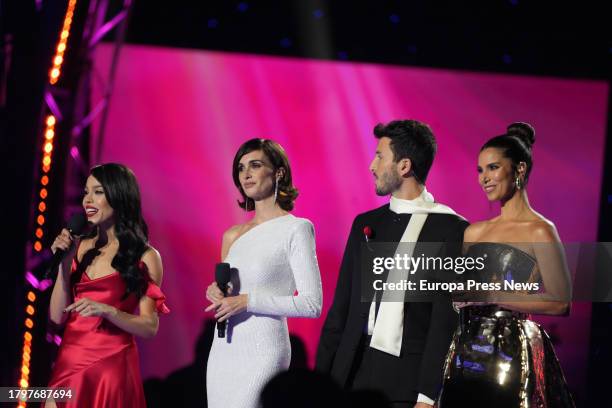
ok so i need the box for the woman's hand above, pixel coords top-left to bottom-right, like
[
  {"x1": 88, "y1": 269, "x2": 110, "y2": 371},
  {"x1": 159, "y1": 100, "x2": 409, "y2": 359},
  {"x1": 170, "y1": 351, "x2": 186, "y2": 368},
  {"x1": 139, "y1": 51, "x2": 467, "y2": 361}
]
[
  {"x1": 453, "y1": 301, "x2": 471, "y2": 310},
  {"x1": 64, "y1": 297, "x2": 116, "y2": 318},
  {"x1": 205, "y1": 281, "x2": 234, "y2": 307},
  {"x1": 51, "y1": 228, "x2": 76, "y2": 256},
  {"x1": 205, "y1": 294, "x2": 248, "y2": 322},
  {"x1": 205, "y1": 281, "x2": 245, "y2": 320},
  {"x1": 452, "y1": 301, "x2": 491, "y2": 312},
  {"x1": 206, "y1": 282, "x2": 227, "y2": 304}
]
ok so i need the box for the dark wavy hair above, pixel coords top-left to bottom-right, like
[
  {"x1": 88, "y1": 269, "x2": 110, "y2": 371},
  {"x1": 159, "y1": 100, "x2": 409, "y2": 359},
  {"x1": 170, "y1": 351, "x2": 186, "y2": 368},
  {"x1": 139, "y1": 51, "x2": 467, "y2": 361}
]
[
  {"x1": 373, "y1": 120, "x2": 437, "y2": 184},
  {"x1": 89, "y1": 163, "x2": 149, "y2": 299},
  {"x1": 480, "y1": 122, "x2": 536, "y2": 185},
  {"x1": 232, "y1": 138, "x2": 298, "y2": 211}
]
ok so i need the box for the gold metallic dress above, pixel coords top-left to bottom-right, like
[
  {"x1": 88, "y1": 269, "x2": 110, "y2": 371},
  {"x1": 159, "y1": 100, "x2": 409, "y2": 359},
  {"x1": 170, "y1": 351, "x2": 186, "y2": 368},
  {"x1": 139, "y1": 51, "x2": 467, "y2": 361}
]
[{"x1": 438, "y1": 243, "x2": 575, "y2": 408}]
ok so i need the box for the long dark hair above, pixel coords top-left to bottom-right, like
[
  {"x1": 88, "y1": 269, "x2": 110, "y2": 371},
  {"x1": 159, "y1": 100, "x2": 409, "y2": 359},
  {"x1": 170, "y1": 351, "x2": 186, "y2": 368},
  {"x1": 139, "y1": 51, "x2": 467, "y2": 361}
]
[
  {"x1": 89, "y1": 163, "x2": 149, "y2": 299},
  {"x1": 232, "y1": 138, "x2": 298, "y2": 211},
  {"x1": 481, "y1": 122, "x2": 536, "y2": 185}
]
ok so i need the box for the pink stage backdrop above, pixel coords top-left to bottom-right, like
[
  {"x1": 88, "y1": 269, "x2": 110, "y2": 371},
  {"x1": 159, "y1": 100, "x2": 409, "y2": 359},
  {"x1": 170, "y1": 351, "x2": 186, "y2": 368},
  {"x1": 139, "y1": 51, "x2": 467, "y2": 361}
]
[{"x1": 92, "y1": 44, "x2": 608, "y2": 396}]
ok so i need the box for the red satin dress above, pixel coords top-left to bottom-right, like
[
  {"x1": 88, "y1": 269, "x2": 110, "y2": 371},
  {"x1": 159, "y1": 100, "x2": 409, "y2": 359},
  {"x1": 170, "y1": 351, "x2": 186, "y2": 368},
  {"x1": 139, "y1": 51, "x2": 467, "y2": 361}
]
[{"x1": 47, "y1": 258, "x2": 169, "y2": 407}]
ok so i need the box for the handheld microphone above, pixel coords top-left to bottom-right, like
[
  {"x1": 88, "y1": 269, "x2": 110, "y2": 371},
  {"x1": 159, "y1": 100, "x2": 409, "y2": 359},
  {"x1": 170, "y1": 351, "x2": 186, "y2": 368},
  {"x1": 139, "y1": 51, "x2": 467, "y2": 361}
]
[
  {"x1": 215, "y1": 262, "x2": 232, "y2": 338},
  {"x1": 46, "y1": 213, "x2": 88, "y2": 279}
]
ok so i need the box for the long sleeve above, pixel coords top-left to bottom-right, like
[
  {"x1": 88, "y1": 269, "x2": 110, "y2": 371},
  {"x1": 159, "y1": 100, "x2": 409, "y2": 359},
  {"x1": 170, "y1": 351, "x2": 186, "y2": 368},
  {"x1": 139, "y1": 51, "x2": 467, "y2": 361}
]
[
  {"x1": 315, "y1": 216, "x2": 359, "y2": 373},
  {"x1": 418, "y1": 218, "x2": 468, "y2": 400},
  {"x1": 246, "y1": 219, "x2": 322, "y2": 318}
]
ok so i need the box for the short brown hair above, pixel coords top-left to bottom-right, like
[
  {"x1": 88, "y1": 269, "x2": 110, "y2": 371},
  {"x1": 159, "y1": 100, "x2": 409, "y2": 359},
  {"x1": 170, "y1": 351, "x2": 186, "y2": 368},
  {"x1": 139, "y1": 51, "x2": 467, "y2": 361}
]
[
  {"x1": 232, "y1": 138, "x2": 299, "y2": 211},
  {"x1": 373, "y1": 120, "x2": 437, "y2": 184}
]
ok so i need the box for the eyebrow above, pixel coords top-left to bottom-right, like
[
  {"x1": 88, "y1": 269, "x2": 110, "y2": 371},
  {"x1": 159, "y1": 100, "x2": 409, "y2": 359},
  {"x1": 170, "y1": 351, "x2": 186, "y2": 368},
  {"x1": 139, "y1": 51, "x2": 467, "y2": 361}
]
[
  {"x1": 85, "y1": 185, "x2": 103, "y2": 189},
  {"x1": 239, "y1": 159, "x2": 265, "y2": 165}
]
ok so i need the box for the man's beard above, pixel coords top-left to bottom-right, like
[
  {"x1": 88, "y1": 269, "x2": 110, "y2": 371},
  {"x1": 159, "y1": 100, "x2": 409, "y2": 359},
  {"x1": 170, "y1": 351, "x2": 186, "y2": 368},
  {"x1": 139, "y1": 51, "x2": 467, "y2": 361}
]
[{"x1": 375, "y1": 170, "x2": 402, "y2": 196}]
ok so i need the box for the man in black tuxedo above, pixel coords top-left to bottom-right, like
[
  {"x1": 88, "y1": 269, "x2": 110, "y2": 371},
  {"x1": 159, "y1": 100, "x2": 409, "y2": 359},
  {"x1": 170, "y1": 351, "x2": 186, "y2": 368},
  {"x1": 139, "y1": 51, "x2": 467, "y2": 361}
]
[{"x1": 316, "y1": 120, "x2": 468, "y2": 407}]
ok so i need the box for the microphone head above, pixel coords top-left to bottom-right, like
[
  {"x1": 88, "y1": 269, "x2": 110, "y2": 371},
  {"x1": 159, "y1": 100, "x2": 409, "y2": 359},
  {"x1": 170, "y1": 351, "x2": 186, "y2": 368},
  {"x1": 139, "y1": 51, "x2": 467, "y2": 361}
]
[
  {"x1": 67, "y1": 212, "x2": 88, "y2": 236},
  {"x1": 215, "y1": 262, "x2": 231, "y2": 285}
]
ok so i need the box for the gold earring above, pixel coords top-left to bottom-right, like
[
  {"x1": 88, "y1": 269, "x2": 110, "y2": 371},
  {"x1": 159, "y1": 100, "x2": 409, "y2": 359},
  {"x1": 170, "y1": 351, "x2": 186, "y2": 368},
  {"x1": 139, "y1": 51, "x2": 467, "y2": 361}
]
[{"x1": 515, "y1": 176, "x2": 522, "y2": 190}]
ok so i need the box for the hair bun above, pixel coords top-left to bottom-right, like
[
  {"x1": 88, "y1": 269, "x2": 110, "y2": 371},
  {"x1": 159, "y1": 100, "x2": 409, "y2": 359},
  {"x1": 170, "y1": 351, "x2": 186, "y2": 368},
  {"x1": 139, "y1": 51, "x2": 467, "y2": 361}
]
[{"x1": 506, "y1": 122, "x2": 535, "y2": 148}]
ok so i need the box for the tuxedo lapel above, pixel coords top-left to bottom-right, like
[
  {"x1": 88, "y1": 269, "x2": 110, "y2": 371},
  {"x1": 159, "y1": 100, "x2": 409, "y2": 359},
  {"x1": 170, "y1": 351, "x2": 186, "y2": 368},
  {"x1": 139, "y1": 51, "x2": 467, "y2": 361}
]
[
  {"x1": 358, "y1": 206, "x2": 410, "y2": 316},
  {"x1": 359, "y1": 209, "x2": 412, "y2": 321}
]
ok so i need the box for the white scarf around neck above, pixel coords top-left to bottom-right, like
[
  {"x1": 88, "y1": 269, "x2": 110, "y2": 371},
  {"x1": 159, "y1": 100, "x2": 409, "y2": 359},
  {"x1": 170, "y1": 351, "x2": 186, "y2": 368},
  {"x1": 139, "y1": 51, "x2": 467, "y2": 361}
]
[{"x1": 369, "y1": 187, "x2": 458, "y2": 357}]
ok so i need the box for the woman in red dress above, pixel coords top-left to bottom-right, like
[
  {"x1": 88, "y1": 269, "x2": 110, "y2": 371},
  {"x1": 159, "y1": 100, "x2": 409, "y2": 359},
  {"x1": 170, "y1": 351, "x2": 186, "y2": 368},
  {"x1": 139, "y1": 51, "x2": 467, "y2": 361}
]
[{"x1": 45, "y1": 163, "x2": 169, "y2": 408}]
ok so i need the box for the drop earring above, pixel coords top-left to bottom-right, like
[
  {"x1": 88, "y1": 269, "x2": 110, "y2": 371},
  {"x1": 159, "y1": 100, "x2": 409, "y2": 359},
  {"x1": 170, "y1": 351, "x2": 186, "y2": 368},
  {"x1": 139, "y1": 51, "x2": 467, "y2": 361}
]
[
  {"x1": 515, "y1": 175, "x2": 523, "y2": 190},
  {"x1": 274, "y1": 178, "x2": 279, "y2": 202}
]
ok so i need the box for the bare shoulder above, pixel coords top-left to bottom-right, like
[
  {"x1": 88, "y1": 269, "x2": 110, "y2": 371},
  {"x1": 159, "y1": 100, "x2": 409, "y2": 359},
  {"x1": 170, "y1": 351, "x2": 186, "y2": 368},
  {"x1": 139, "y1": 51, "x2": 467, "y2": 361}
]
[
  {"x1": 141, "y1": 246, "x2": 163, "y2": 284},
  {"x1": 464, "y1": 220, "x2": 490, "y2": 242},
  {"x1": 222, "y1": 224, "x2": 244, "y2": 245},
  {"x1": 528, "y1": 217, "x2": 560, "y2": 243},
  {"x1": 221, "y1": 224, "x2": 245, "y2": 259}
]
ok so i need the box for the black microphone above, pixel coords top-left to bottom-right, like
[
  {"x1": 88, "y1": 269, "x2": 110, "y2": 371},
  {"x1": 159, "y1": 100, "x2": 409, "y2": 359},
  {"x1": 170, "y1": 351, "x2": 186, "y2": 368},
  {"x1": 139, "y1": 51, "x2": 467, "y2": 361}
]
[
  {"x1": 46, "y1": 213, "x2": 88, "y2": 279},
  {"x1": 215, "y1": 262, "x2": 232, "y2": 338}
]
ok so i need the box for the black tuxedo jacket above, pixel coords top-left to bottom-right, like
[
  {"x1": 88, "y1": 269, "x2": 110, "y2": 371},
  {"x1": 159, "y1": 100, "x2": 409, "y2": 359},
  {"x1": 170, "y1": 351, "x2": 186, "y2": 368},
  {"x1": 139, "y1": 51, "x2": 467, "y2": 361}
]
[{"x1": 316, "y1": 204, "x2": 469, "y2": 402}]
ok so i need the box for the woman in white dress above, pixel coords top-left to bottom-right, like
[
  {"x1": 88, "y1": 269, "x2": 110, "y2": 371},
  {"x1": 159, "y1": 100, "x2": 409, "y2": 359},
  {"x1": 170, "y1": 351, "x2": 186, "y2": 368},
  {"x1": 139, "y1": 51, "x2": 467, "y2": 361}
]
[{"x1": 205, "y1": 138, "x2": 323, "y2": 408}]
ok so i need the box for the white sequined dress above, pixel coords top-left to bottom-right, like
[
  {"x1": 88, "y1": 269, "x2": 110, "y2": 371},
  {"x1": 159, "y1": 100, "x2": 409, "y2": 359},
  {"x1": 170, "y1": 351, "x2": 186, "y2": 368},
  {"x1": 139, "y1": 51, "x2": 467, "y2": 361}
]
[{"x1": 206, "y1": 215, "x2": 322, "y2": 408}]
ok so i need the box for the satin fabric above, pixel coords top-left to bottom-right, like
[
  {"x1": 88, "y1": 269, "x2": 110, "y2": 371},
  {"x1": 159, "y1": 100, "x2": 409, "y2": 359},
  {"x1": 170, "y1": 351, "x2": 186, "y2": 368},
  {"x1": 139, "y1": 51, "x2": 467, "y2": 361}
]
[
  {"x1": 370, "y1": 189, "x2": 462, "y2": 358},
  {"x1": 47, "y1": 259, "x2": 169, "y2": 408}
]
